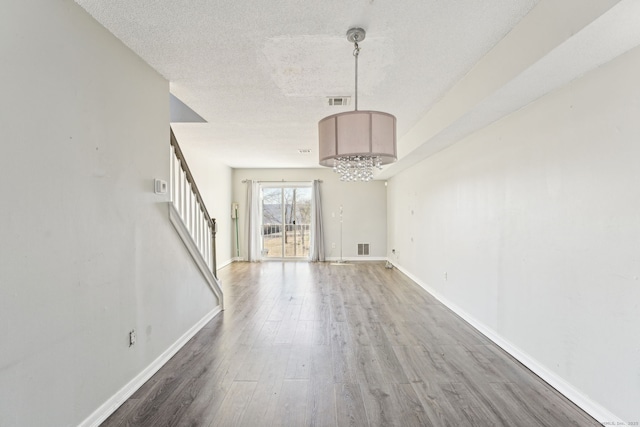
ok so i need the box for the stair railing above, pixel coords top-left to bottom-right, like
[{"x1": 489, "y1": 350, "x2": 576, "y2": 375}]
[{"x1": 169, "y1": 128, "x2": 218, "y2": 279}]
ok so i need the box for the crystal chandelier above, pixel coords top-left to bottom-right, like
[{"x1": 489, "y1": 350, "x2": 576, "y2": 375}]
[
  {"x1": 318, "y1": 28, "x2": 397, "y2": 182},
  {"x1": 333, "y1": 155, "x2": 381, "y2": 182}
]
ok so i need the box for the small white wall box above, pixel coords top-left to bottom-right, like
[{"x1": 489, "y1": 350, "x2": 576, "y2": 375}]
[{"x1": 154, "y1": 179, "x2": 168, "y2": 194}]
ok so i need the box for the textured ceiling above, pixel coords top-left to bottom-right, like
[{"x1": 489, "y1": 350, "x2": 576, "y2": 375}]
[
  {"x1": 74, "y1": 0, "x2": 539, "y2": 168},
  {"x1": 74, "y1": 0, "x2": 640, "y2": 174}
]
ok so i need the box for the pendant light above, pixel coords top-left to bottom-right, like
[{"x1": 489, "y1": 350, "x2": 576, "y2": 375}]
[{"x1": 318, "y1": 27, "x2": 397, "y2": 182}]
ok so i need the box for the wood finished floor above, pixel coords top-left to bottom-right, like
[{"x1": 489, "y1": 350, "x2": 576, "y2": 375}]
[{"x1": 102, "y1": 261, "x2": 600, "y2": 427}]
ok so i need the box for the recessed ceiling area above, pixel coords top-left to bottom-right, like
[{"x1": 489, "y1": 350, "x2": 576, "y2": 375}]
[{"x1": 75, "y1": 0, "x2": 640, "y2": 173}]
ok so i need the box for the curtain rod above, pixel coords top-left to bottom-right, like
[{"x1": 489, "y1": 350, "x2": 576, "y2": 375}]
[{"x1": 241, "y1": 179, "x2": 322, "y2": 183}]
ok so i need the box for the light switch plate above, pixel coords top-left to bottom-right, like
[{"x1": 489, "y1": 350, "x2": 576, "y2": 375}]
[{"x1": 154, "y1": 179, "x2": 167, "y2": 194}]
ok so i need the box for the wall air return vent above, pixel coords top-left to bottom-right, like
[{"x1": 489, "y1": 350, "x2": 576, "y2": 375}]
[
  {"x1": 327, "y1": 96, "x2": 351, "y2": 106},
  {"x1": 357, "y1": 243, "x2": 370, "y2": 256}
]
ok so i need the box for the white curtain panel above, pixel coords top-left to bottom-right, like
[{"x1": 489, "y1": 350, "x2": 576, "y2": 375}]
[
  {"x1": 310, "y1": 180, "x2": 325, "y2": 262},
  {"x1": 246, "y1": 180, "x2": 262, "y2": 262}
]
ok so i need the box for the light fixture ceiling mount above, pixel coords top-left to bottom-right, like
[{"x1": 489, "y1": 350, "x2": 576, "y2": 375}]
[
  {"x1": 318, "y1": 27, "x2": 397, "y2": 182},
  {"x1": 346, "y1": 27, "x2": 366, "y2": 44}
]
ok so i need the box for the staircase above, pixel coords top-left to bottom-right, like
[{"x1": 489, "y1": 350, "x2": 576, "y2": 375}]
[{"x1": 168, "y1": 128, "x2": 223, "y2": 308}]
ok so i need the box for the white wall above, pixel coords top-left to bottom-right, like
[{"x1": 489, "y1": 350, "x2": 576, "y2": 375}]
[
  {"x1": 177, "y1": 142, "x2": 234, "y2": 267},
  {"x1": 0, "y1": 1, "x2": 218, "y2": 426},
  {"x1": 232, "y1": 168, "x2": 387, "y2": 260},
  {"x1": 387, "y1": 45, "x2": 640, "y2": 422}
]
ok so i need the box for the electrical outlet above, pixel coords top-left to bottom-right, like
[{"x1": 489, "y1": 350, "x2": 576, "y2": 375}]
[
  {"x1": 444, "y1": 272, "x2": 448, "y2": 281},
  {"x1": 332, "y1": 242, "x2": 336, "y2": 249},
  {"x1": 129, "y1": 329, "x2": 136, "y2": 347}
]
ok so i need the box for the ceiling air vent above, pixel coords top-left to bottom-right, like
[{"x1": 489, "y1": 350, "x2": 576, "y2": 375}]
[{"x1": 327, "y1": 96, "x2": 351, "y2": 106}]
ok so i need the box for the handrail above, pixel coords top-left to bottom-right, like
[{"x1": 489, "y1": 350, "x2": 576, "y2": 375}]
[
  {"x1": 170, "y1": 128, "x2": 214, "y2": 229},
  {"x1": 169, "y1": 127, "x2": 218, "y2": 279}
]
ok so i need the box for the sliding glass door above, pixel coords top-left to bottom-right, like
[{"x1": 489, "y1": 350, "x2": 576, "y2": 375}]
[{"x1": 261, "y1": 184, "x2": 312, "y2": 259}]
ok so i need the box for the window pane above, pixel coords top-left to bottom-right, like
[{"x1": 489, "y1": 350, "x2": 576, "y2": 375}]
[
  {"x1": 262, "y1": 188, "x2": 282, "y2": 258},
  {"x1": 285, "y1": 187, "x2": 311, "y2": 258},
  {"x1": 294, "y1": 187, "x2": 311, "y2": 258},
  {"x1": 260, "y1": 185, "x2": 312, "y2": 259}
]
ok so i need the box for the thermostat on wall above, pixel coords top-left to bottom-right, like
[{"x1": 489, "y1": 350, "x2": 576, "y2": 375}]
[{"x1": 154, "y1": 179, "x2": 168, "y2": 194}]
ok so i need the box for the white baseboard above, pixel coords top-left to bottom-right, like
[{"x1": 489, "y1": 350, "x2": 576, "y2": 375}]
[
  {"x1": 325, "y1": 256, "x2": 388, "y2": 262},
  {"x1": 218, "y1": 258, "x2": 235, "y2": 269},
  {"x1": 226, "y1": 257, "x2": 389, "y2": 263},
  {"x1": 79, "y1": 306, "x2": 222, "y2": 427},
  {"x1": 222, "y1": 257, "x2": 388, "y2": 263},
  {"x1": 392, "y1": 261, "x2": 624, "y2": 426}
]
